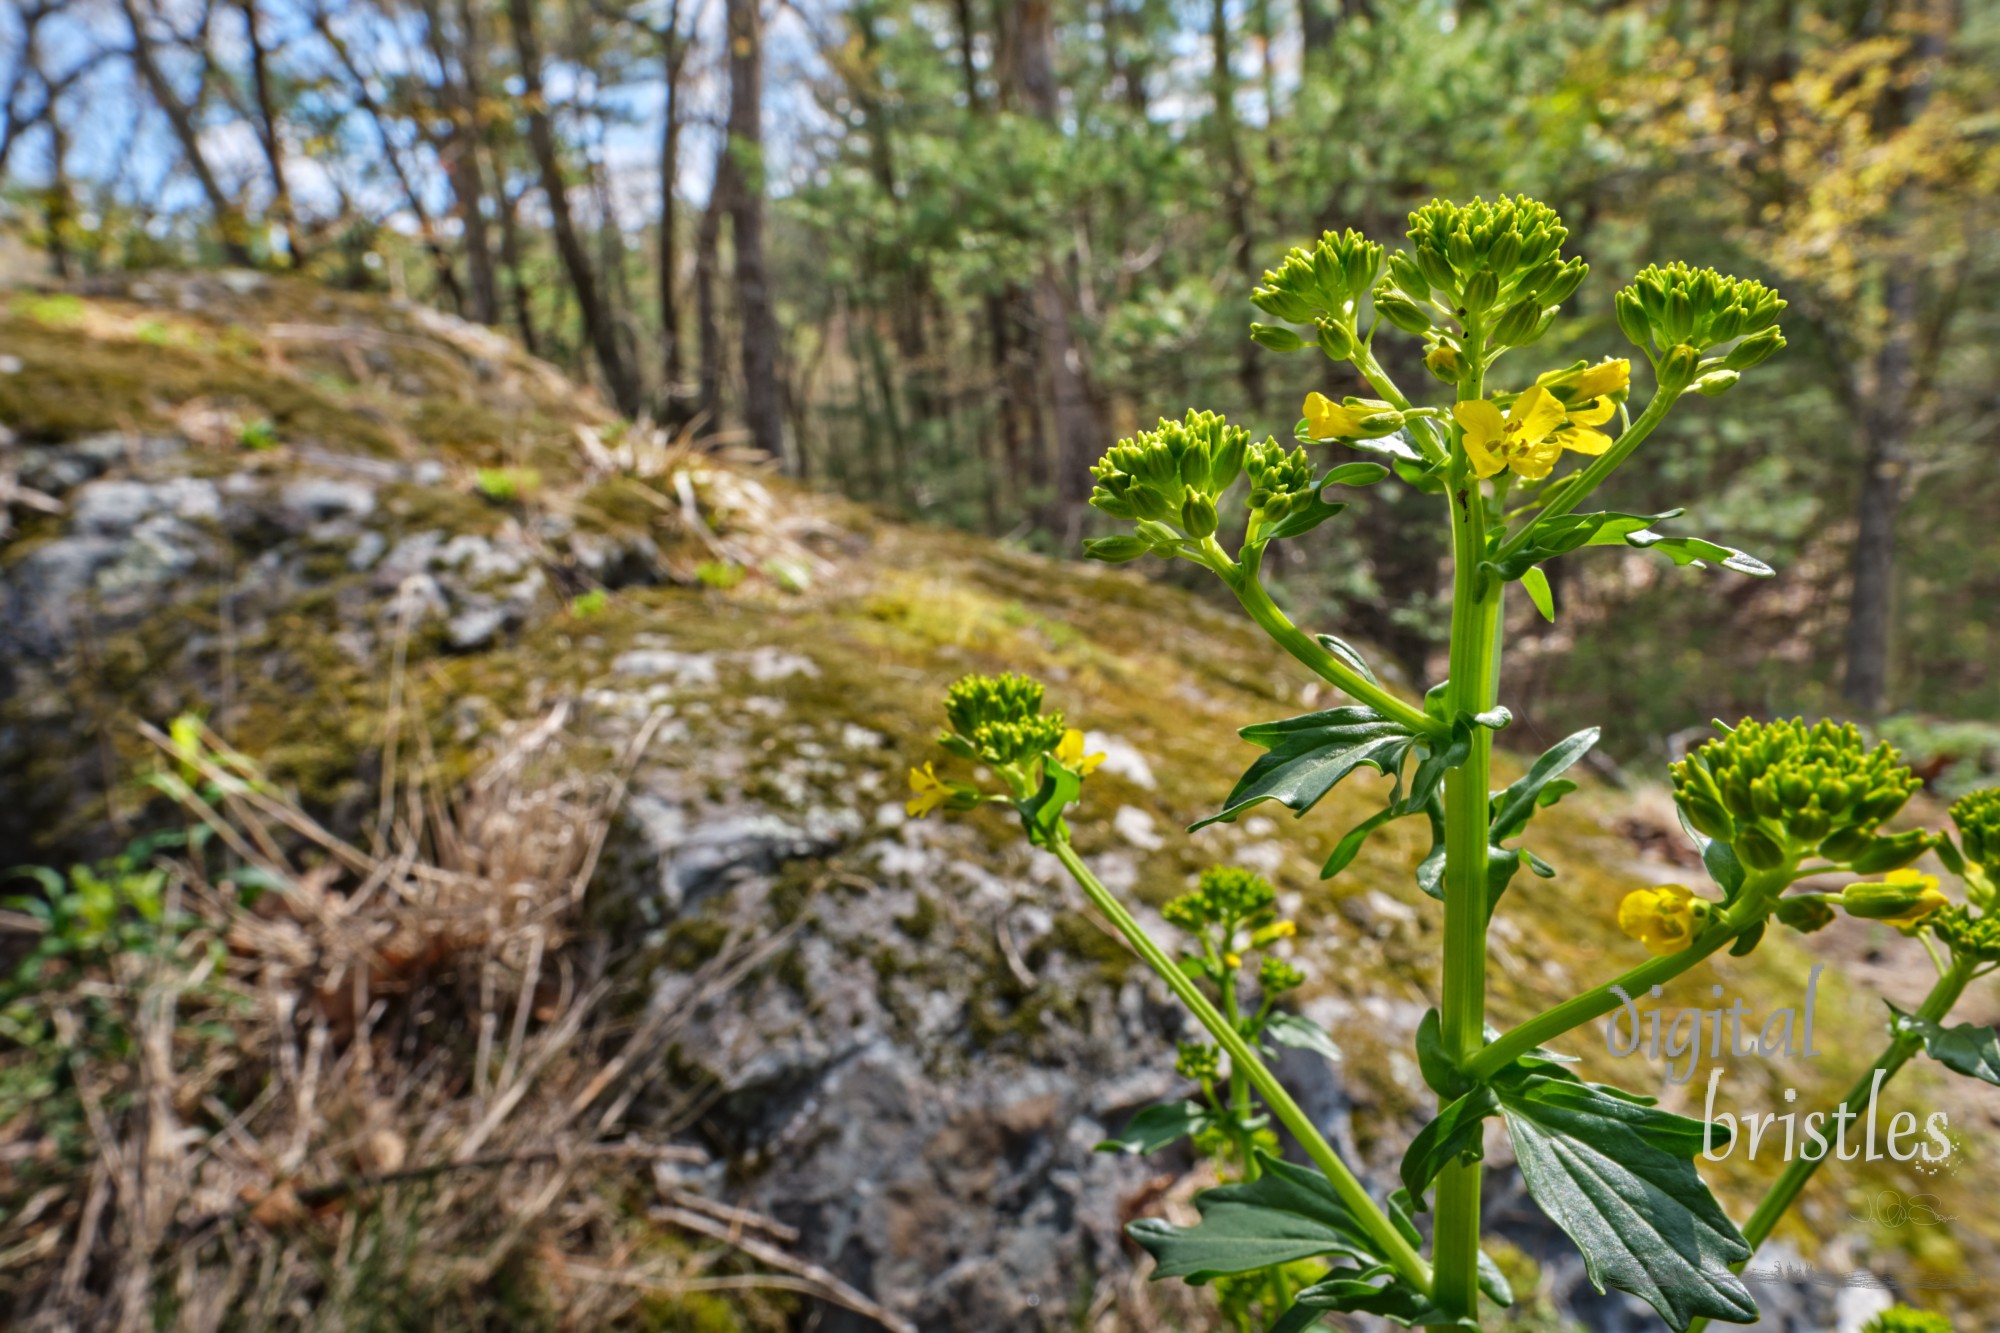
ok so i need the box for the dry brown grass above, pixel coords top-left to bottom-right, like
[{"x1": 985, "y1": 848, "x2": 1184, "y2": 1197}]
[{"x1": 0, "y1": 688, "x2": 910, "y2": 1332}]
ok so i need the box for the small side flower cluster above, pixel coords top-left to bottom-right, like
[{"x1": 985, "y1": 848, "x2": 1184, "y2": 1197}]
[
  {"x1": 1670, "y1": 718, "x2": 1925, "y2": 874},
  {"x1": 907, "y1": 673, "x2": 1103, "y2": 819},
  {"x1": 1615, "y1": 262, "x2": 1786, "y2": 396},
  {"x1": 1397, "y1": 194, "x2": 1588, "y2": 345},
  {"x1": 1162, "y1": 866, "x2": 1317, "y2": 1170},
  {"x1": 1084, "y1": 410, "x2": 1250, "y2": 559},
  {"x1": 1248, "y1": 227, "x2": 1384, "y2": 361},
  {"x1": 1947, "y1": 787, "x2": 2000, "y2": 910}
]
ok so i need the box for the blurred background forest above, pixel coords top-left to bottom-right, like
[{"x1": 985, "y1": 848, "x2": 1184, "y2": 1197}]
[{"x1": 5, "y1": 0, "x2": 2000, "y2": 760}]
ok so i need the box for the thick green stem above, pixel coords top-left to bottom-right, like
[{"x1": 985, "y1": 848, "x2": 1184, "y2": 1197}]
[
  {"x1": 1432, "y1": 320, "x2": 1497, "y2": 1321},
  {"x1": 1049, "y1": 838, "x2": 1434, "y2": 1295},
  {"x1": 1218, "y1": 552, "x2": 1445, "y2": 739},
  {"x1": 1464, "y1": 871, "x2": 1789, "y2": 1083},
  {"x1": 1685, "y1": 956, "x2": 1974, "y2": 1333}
]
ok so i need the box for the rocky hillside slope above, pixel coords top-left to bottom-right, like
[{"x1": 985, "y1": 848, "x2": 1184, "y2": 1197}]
[{"x1": 2, "y1": 275, "x2": 1993, "y2": 1331}]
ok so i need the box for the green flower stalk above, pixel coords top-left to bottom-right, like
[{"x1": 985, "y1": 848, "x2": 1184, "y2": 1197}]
[{"x1": 906, "y1": 196, "x2": 1996, "y2": 1333}]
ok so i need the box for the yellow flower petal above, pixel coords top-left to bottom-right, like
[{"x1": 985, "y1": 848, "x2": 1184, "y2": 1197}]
[
  {"x1": 1508, "y1": 384, "x2": 1567, "y2": 443},
  {"x1": 1567, "y1": 396, "x2": 1618, "y2": 427},
  {"x1": 1304, "y1": 391, "x2": 1366, "y2": 440},
  {"x1": 1555, "y1": 426, "x2": 1612, "y2": 456},
  {"x1": 1572, "y1": 358, "x2": 1631, "y2": 400},
  {"x1": 906, "y1": 763, "x2": 949, "y2": 818},
  {"x1": 1452, "y1": 400, "x2": 1508, "y2": 479},
  {"x1": 1618, "y1": 884, "x2": 1702, "y2": 956},
  {"x1": 1056, "y1": 728, "x2": 1106, "y2": 776}
]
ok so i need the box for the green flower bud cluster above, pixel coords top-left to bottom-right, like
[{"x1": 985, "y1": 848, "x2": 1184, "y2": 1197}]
[
  {"x1": 1614, "y1": 263, "x2": 1787, "y2": 394},
  {"x1": 1393, "y1": 195, "x2": 1587, "y2": 344},
  {"x1": 1164, "y1": 865, "x2": 1279, "y2": 930},
  {"x1": 1175, "y1": 1040, "x2": 1222, "y2": 1082},
  {"x1": 939, "y1": 672, "x2": 1067, "y2": 766},
  {"x1": 1950, "y1": 789, "x2": 2000, "y2": 870},
  {"x1": 1249, "y1": 229, "x2": 1384, "y2": 360},
  {"x1": 1085, "y1": 411, "x2": 1249, "y2": 559},
  {"x1": 1243, "y1": 439, "x2": 1316, "y2": 521},
  {"x1": 1259, "y1": 955, "x2": 1305, "y2": 994},
  {"x1": 1670, "y1": 718, "x2": 1924, "y2": 873},
  {"x1": 1933, "y1": 904, "x2": 2000, "y2": 963}
]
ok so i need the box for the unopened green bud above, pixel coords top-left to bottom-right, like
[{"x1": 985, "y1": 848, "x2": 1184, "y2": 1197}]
[
  {"x1": 1658, "y1": 343, "x2": 1702, "y2": 394},
  {"x1": 1082, "y1": 535, "x2": 1149, "y2": 563},
  {"x1": 1819, "y1": 826, "x2": 1875, "y2": 863},
  {"x1": 1374, "y1": 288, "x2": 1432, "y2": 334},
  {"x1": 1723, "y1": 327, "x2": 1786, "y2": 370},
  {"x1": 1251, "y1": 285, "x2": 1314, "y2": 323},
  {"x1": 1682, "y1": 797, "x2": 1735, "y2": 843},
  {"x1": 1615, "y1": 290, "x2": 1653, "y2": 350},
  {"x1": 1181, "y1": 493, "x2": 1218, "y2": 539},
  {"x1": 1424, "y1": 342, "x2": 1465, "y2": 384},
  {"x1": 1250, "y1": 323, "x2": 1305, "y2": 353},
  {"x1": 1388, "y1": 251, "x2": 1429, "y2": 300},
  {"x1": 1492, "y1": 297, "x2": 1544, "y2": 345},
  {"x1": 1840, "y1": 870, "x2": 1949, "y2": 925},
  {"x1": 1849, "y1": 830, "x2": 1931, "y2": 874},
  {"x1": 1462, "y1": 269, "x2": 1500, "y2": 312},
  {"x1": 1415, "y1": 245, "x2": 1456, "y2": 294},
  {"x1": 1694, "y1": 369, "x2": 1740, "y2": 397},
  {"x1": 1538, "y1": 259, "x2": 1589, "y2": 306},
  {"x1": 1316, "y1": 319, "x2": 1356, "y2": 361},
  {"x1": 1488, "y1": 231, "x2": 1523, "y2": 277},
  {"x1": 1736, "y1": 825, "x2": 1788, "y2": 871},
  {"x1": 1774, "y1": 896, "x2": 1835, "y2": 934}
]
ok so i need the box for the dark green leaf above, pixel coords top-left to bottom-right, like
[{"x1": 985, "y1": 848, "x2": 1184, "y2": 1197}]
[
  {"x1": 1728, "y1": 921, "x2": 1765, "y2": 956},
  {"x1": 1478, "y1": 1248, "x2": 1516, "y2": 1307},
  {"x1": 1314, "y1": 633, "x2": 1379, "y2": 686},
  {"x1": 1293, "y1": 1265, "x2": 1480, "y2": 1328},
  {"x1": 1702, "y1": 835, "x2": 1745, "y2": 901},
  {"x1": 1260, "y1": 496, "x2": 1350, "y2": 544},
  {"x1": 1193, "y1": 707, "x2": 1418, "y2": 831},
  {"x1": 1401, "y1": 1084, "x2": 1499, "y2": 1201},
  {"x1": 1320, "y1": 461, "x2": 1392, "y2": 488},
  {"x1": 1264, "y1": 1012, "x2": 1342, "y2": 1063},
  {"x1": 1892, "y1": 1006, "x2": 2000, "y2": 1086},
  {"x1": 1498, "y1": 1074, "x2": 1756, "y2": 1329},
  {"x1": 1624, "y1": 528, "x2": 1774, "y2": 576},
  {"x1": 1414, "y1": 1008, "x2": 1467, "y2": 1099},
  {"x1": 1321, "y1": 805, "x2": 1399, "y2": 879},
  {"x1": 1490, "y1": 729, "x2": 1600, "y2": 844},
  {"x1": 1127, "y1": 1152, "x2": 1381, "y2": 1282},
  {"x1": 1487, "y1": 510, "x2": 1678, "y2": 581},
  {"x1": 1096, "y1": 1101, "x2": 1215, "y2": 1155},
  {"x1": 1015, "y1": 764, "x2": 1079, "y2": 847},
  {"x1": 1267, "y1": 1304, "x2": 1327, "y2": 1333}
]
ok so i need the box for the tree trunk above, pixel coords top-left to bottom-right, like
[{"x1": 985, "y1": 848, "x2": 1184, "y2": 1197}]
[
  {"x1": 312, "y1": 7, "x2": 465, "y2": 315},
  {"x1": 1210, "y1": 0, "x2": 1264, "y2": 412},
  {"x1": 1840, "y1": 273, "x2": 1915, "y2": 715},
  {"x1": 659, "y1": 11, "x2": 690, "y2": 422},
  {"x1": 694, "y1": 182, "x2": 726, "y2": 435},
  {"x1": 721, "y1": 0, "x2": 788, "y2": 460},
  {"x1": 238, "y1": 0, "x2": 303, "y2": 267},
  {"x1": 507, "y1": 0, "x2": 644, "y2": 418},
  {"x1": 119, "y1": 0, "x2": 253, "y2": 265},
  {"x1": 427, "y1": 0, "x2": 497, "y2": 324},
  {"x1": 495, "y1": 174, "x2": 540, "y2": 356},
  {"x1": 1005, "y1": 0, "x2": 1102, "y2": 536}
]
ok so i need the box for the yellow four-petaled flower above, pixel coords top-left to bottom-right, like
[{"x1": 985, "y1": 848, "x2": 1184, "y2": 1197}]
[
  {"x1": 1617, "y1": 883, "x2": 1707, "y2": 955},
  {"x1": 1056, "y1": 728, "x2": 1106, "y2": 776},
  {"x1": 906, "y1": 762, "x2": 953, "y2": 818}
]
